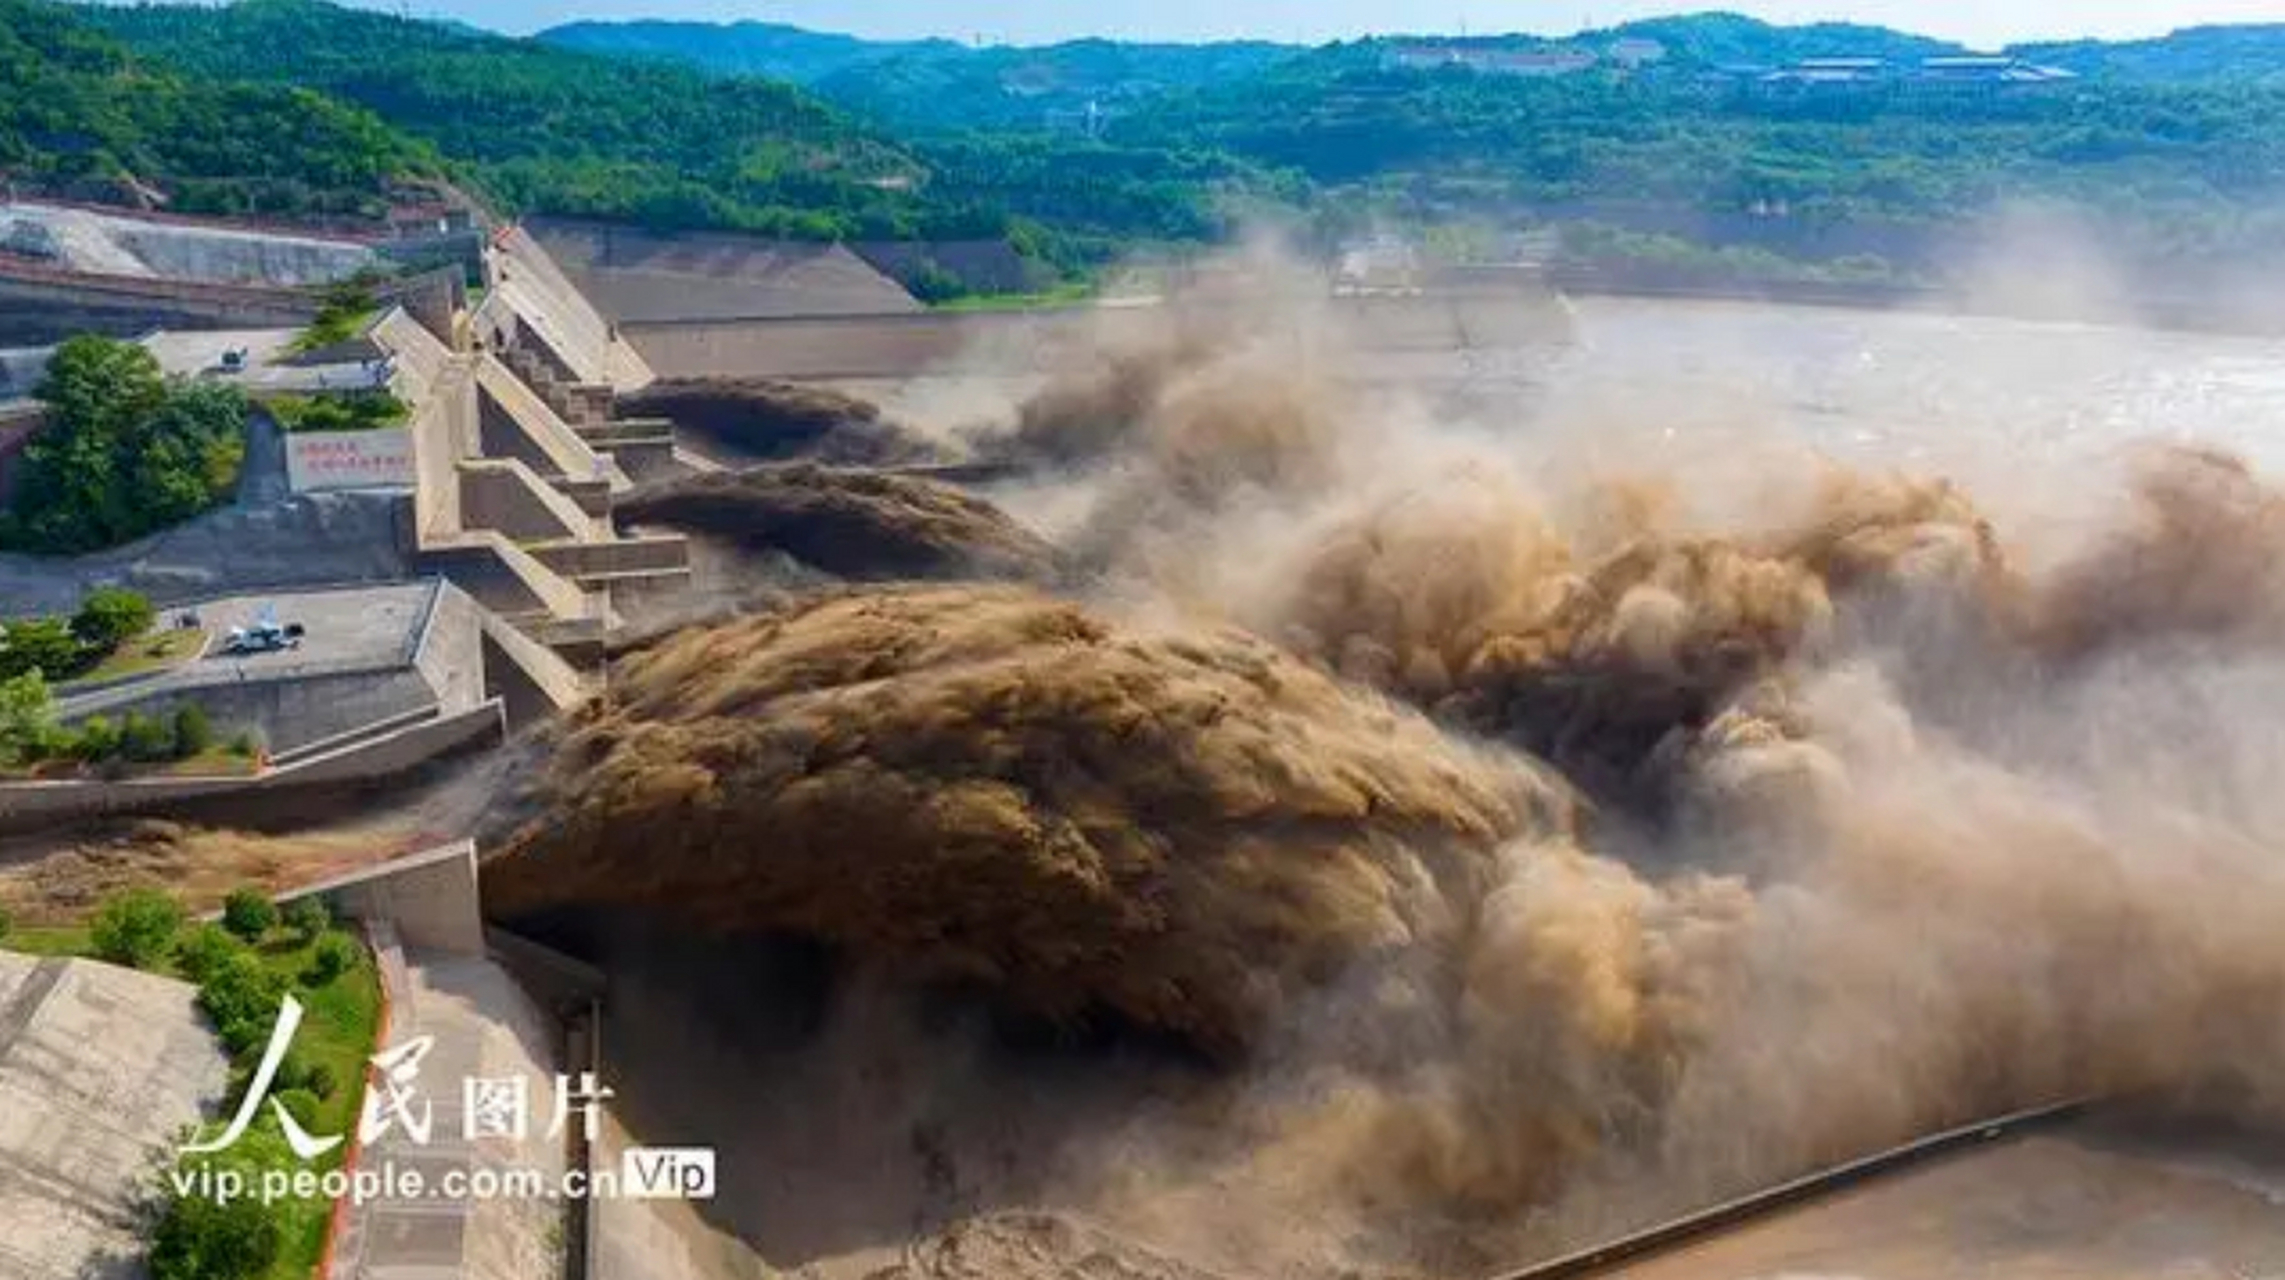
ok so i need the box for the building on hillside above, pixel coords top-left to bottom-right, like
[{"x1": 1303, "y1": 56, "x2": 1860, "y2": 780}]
[
  {"x1": 1607, "y1": 38, "x2": 1668, "y2": 68},
  {"x1": 1912, "y1": 55, "x2": 2079, "y2": 90},
  {"x1": 1386, "y1": 45, "x2": 1600, "y2": 77},
  {"x1": 1750, "y1": 53, "x2": 2078, "y2": 94}
]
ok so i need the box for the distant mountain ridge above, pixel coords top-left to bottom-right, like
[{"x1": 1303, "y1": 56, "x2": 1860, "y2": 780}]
[
  {"x1": 539, "y1": 18, "x2": 963, "y2": 84},
  {"x1": 2014, "y1": 24, "x2": 2285, "y2": 83},
  {"x1": 534, "y1": 20, "x2": 1299, "y2": 129},
  {"x1": 538, "y1": 11, "x2": 2285, "y2": 84}
]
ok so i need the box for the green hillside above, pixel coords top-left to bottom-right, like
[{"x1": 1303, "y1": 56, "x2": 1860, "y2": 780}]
[
  {"x1": 1108, "y1": 36, "x2": 2285, "y2": 285},
  {"x1": 537, "y1": 18, "x2": 1297, "y2": 133},
  {"x1": 2014, "y1": 25, "x2": 2285, "y2": 85},
  {"x1": 538, "y1": 18, "x2": 960, "y2": 84},
  {"x1": 1588, "y1": 13, "x2": 1964, "y2": 67},
  {"x1": 814, "y1": 40, "x2": 1299, "y2": 132},
  {"x1": 80, "y1": 0, "x2": 1290, "y2": 267},
  {"x1": 80, "y1": 0, "x2": 977, "y2": 239},
  {"x1": 0, "y1": 0, "x2": 427, "y2": 219}
]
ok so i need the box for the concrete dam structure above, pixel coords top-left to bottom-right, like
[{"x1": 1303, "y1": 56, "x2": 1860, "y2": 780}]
[{"x1": 617, "y1": 289, "x2": 1580, "y2": 382}]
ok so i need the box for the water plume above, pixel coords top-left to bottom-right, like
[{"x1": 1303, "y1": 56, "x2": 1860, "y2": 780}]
[{"x1": 487, "y1": 258, "x2": 2285, "y2": 1278}]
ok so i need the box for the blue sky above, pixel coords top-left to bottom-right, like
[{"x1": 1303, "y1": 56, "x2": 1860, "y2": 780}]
[{"x1": 466, "y1": 0, "x2": 2285, "y2": 45}]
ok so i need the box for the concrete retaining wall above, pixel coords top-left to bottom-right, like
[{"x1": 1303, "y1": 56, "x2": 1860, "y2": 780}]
[
  {"x1": 283, "y1": 840, "x2": 486, "y2": 956},
  {"x1": 0, "y1": 700, "x2": 504, "y2": 832},
  {"x1": 418, "y1": 533, "x2": 598, "y2": 625},
  {"x1": 66, "y1": 667, "x2": 437, "y2": 755},
  {"x1": 414, "y1": 581, "x2": 487, "y2": 716},
  {"x1": 458, "y1": 458, "x2": 597, "y2": 543},
  {"x1": 475, "y1": 354, "x2": 623, "y2": 491},
  {"x1": 527, "y1": 535, "x2": 690, "y2": 584}
]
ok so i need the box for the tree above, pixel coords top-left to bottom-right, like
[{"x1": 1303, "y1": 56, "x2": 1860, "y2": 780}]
[
  {"x1": 0, "y1": 618, "x2": 86, "y2": 681},
  {"x1": 120, "y1": 711, "x2": 177, "y2": 764},
  {"x1": 71, "y1": 587, "x2": 157, "y2": 653},
  {"x1": 150, "y1": 1162, "x2": 287, "y2": 1280},
  {"x1": 175, "y1": 922, "x2": 245, "y2": 984},
  {"x1": 90, "y1": 887, "x2": 185, "y2": 970},
  {"x1": 2, "y1": 336, "x2": 247, "y2": 555},
  {"x1": 73, "y1": 715, "x2": 121, "y2": 762},
  {"x1": 0, "y1": 671, "x2": 53, "y2": 767},
  {"x1": 220, "y1": 889, "x2": 279, "y2": 943},
  {"x1": 306, "y1": 932, "x2": 358, "y2": 985},
  {"x1": 173, "y1": 703, "x2": 215, "y2": 758},
  {"x1": 282, "y1": 895, "x2": 333, "y2": 941},
  {"x1": 196, "y1": 946, "x2": 286, "y2": 1058}
]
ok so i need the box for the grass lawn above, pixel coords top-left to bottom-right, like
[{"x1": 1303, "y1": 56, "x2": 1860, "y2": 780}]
[
  {"x1": 2, "y1": 912, "x2": 382, "y2": 1280},
  {"x1": 61, "y1": 628, "x2": 209, "y2": 688},
  {"x1": 151, "y1": 747, "x2": 265, "y2": 779},
  {"x1": 2, "y1": 924, "x2": 92, "y2": 958},
  {"x1": 288, "y1": 307, "x2": 379, "y2": 354},
  {"x1": 250, "y1": 926, "x2": 384, "y2": 1279},
  {"x1": 930, "y1": 281, "x2": 1098, "y2": 312},
  {"x1": 0, "y1": 745, "x2": 262, "y2": 783}
]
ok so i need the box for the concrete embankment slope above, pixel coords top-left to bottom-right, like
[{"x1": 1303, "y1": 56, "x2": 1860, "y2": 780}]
[
  {"x1": 1555, "y1": 1110, "x2": 2285, "y2": 1280},
  {"x1": 0, "y1": 490, "x2": 417, "y2": 618},
  {"x1": 0, "y1": 200, "x2": 378, "y2": 285},
  {"x1": 617, "y1": 291, "x2": 1578, "y2": 382},
  {"x1": 529, "y1": 218, "x2": 921, "y2": 324},
  {"x1": 484, "y1": 225, "x2": 654, "y2": 392},
  {"x1": 0, "y1": 952, "x2": 228, "y2": 1279}
]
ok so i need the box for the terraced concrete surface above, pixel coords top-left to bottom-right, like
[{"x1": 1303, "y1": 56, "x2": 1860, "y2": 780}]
[
  {"x1": 1589, "y1": 1112, "x2": 2285, "y2": 1280},
  {"x1": 0, "y1": 953, "x2": 228, "y2": 1279}
]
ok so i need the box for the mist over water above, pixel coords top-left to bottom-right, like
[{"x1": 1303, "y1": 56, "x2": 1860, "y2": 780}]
[{"x1": 491, "y1": 265, "x2": 2285, "y2": 1278}]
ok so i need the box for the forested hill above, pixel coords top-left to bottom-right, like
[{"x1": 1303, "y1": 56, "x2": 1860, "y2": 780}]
[
  {"x1": 77, "y1": 0, "x2": 1286, "y2": 258},
  {"x1": 0, "y1": 0, "x2": 429, "y2": 219},
  {"x1": 2014, "y1": 26, "x2": 2285, "y2": 84},
  {"x1": 78, "y1": 0, "x2": 978, "y2": 239},
  {"x1": 535, "y1": 20, "x2": 1299, "y2": 131},
  {"x1": 538, "y1": 19, "x2": 962, "y2": 84}
]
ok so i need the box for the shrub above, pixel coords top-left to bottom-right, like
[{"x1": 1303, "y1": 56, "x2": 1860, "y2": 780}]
[
  {"x1": 0, "y1": 671, "x2": 52, "y2": 768},
  {"x1": 175, "y1": 923, "x2": 244, "y2": 983},
  {"x1": 302, "y1": 1061, "x2": 340, "y2": 1101},
  {"x1": 90, "y1": 887, "x2": 184, "y2": 970},
  {"x1": 282, "y1": 896, "x2": 332, "y2": 940},
  {"x1": 225, "y1": 729, "x2": 262, "y2": 761},
  {"x1": 0, "y1": 617, "x2": 86, "y2": 681},
  {"x1": 0, "y1": 906, "x2": 12, "y2": 943},
  {"x1": 173, "y1": 703, "x2": 215, "y2": 758},
  {"x1": 73, "y1": 715, "x2": 121, "y2": 762},
  {"x1": 306, "y1": 932, "x2": 357, "y2": 986},
  {"x1": 220, "y1": 888, "x2": 279, "y2": 943},
  {"x1": 274, "y1": 1054, "x2": 339, "y2": 1101},
  {"x1": 271, "y1": 1087, "x2": 322, "y2": 1130},
  {"x1": 71, "y1": 587, "x2": 156, "y2": 653},
  {"x1": 150, "y1": 1173, "x2": 286, "y2": 1280},
  {"x1": 121, "y1": 711, "x2": 178, "y2": 763},
  {"x1": 197, "y1": 948, "x2": 286, "y2": 1059}
]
